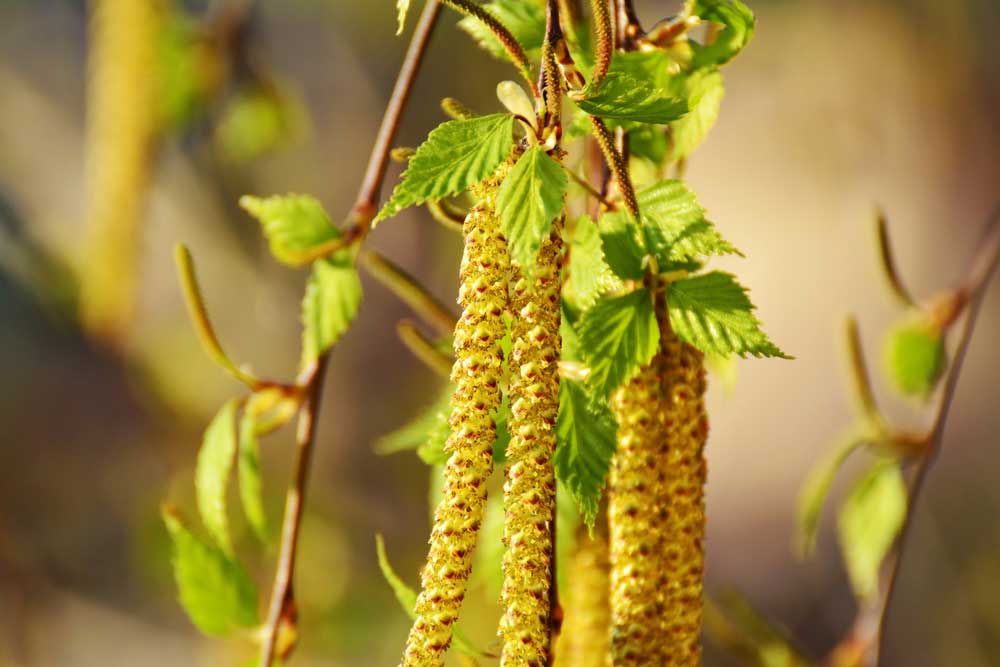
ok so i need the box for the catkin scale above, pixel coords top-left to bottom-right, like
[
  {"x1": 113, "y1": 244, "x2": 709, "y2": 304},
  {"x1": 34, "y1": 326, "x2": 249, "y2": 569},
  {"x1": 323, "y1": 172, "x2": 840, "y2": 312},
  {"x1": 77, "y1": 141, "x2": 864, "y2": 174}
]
[
  {"x1": 81, "y1": 0, "x2": 158, "y2": 343},
  {"x1": 554, "y1": 531, "x2": 612, "y2": 667},
  {"x1": 499, "y1": 223, "x2": 563, "y2": 667},
  {"x1": 400, "y1": 166, "x2": 511, "y2": 667}
]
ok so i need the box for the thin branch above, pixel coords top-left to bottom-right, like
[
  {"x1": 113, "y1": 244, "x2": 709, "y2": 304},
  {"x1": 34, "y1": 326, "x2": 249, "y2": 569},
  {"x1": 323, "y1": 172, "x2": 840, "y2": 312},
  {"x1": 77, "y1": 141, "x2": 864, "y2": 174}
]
[
  {"x1": 615, "y1": 0, "x2": 642, "y2": 49},
  {"x1": 566, "y1": 167, "x2": 616, "y2": 210},
  {"x1": 397, "y1": 319, "x2": 454, "y2": 378},
  {"x1": 360, "y1": 249, "x2": 458, "y2": 337},
  {"x1": 844, "y1": 315, "x2": 881, "y2": 426},
  {"x1": 875, "y1": 208, "x2": 918, "y2": 308}
]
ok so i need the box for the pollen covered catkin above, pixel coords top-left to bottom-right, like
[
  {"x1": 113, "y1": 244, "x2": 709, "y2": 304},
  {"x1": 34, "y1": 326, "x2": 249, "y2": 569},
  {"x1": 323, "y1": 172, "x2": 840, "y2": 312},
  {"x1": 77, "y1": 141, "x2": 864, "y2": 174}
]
[
  {"x1": 657, "y1": 325, "x2": 708, "y2": 667},
  {"x1": 81, "y1": 0, "x2": 158, "y2": 343},
  {"x1": 499, "y1": 223, "x2": 562, "y2": 667},
  {"x1": 400, "y1": 166, "x2": 511, "y2": 667},
  {"x1": 554, "y1": 531, "x2": 612, "y2": 667}
]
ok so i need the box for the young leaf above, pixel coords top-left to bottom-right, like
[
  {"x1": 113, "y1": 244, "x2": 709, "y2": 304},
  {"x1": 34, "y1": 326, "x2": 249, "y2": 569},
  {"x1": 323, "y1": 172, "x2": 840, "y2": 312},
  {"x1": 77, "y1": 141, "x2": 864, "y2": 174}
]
[
  {"x1": 577, "y1": 288, "x2": 660, "y2": 397},
  {"x1": 598, "y1": 211, "x2": 647, "y2": 280},
  {"x1": 837, "y1": 461, "x2": 907, "y2": 599},
  {"x1": 691, "y1": 0, "x2": 755, "y2": 69},
  {"x1": 239, "y1": 194, "x2": 339, "y2": 267},
  {"x1": 238, "y1": 409, "x2": 269, "y2": 542},
  {"x1": 458, "y1": 0, "x2": 546, "y2": 61},
  {"x1": 300, "y1": 252, "x2": 362, "y2": 366},
  {"x1": 667, "y1": 272, "x2": 788, "y2": 359},
  {"x1": 496, "y1": 146, "x2": 568, "y2": 271},
  {"x1": 567, "y1": 215, "x2": 620, "y2": 309},
  {"x1": 396, "y1": 0, "x2": 410, "y2": 35},
  {"x1": 884, "y1": 320, "x2": 946, "y2": 399},
  {"x1": 375, "y1": 114, "x2": 516, "y2": 224},
  {"x1": 162, "y1": 507, "x2": 259, "y2": 636},
  {"x1": 555, "y1": 379, "x2": 617, "y2": 528},
  {"x1": 666, "y1": 68, "x2": 725, "y2": 162},
  {"x1": 574, "y1": 71, "x2": 688, "y2": 125},
  {"x1": 195, "y1": 399, "x2": 240, "y2": 554},
  {"x1": 636, "y1": 179, "x2": 741, "y2": 266}
]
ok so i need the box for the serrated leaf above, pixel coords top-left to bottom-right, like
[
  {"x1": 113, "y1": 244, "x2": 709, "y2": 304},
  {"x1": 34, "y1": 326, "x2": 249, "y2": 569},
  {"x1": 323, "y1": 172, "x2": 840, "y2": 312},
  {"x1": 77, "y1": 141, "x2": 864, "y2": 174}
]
[
  {"x1": 567, "y1": 215, "x2": 620, "y2": 309},
  {"x1": 578, "y1": 288, "x2": 660, "y2": 396},
  {"x1": 457, "y1": 0, "x2": 546, "y2": 61},
  {"x1": 574, "y1": 71, "x2": 688, "y2": 125},
  {"x1": 668, "y1": 272, "x2": 788, "y2": 359},
  {"x1": 884, "y1": 320, "x2": 946, "y2": 398},
  {"x1": 163, "y1": 508, "x2": 259, "y2": 636},
  {"x1": 238, "y1": 409, "x2": 268, "y2": 542},
  {"x1": 691, "y1": 0, "x2": 755, "y2": 68},
  {"x1": 300, "y1": 252, "x2": 362, "y2": 366},
  {"x1": 375, "y1": 114, "x2": 516, "y2": 224},
  {"x1": 598, "y1": 211, "x2": 647, "y2": 280},
  {"x1": 838, "y1": 461, "x2": 907, "y2": 599},
  {"x1": 375, "y1": 535, "x2": 488, "y2": 658},
  {"x1": 555, "y1": 380, "x2": 617, "y2": 527},
  {"x1": 239, "y1": 194, "x2": 339, "y2": 267},
  {"x1": 195, "y1": 399, "x2": 240, "y2": 554},
  {"x1": 496, "y1": 146, "x2": 568, "y2": 271},
  {"x1": 396, "y1": 0, "x2": 410, "y2": 35},
  {"x1": 667, "y1": 68, "x2": 725, "y2": 162}
]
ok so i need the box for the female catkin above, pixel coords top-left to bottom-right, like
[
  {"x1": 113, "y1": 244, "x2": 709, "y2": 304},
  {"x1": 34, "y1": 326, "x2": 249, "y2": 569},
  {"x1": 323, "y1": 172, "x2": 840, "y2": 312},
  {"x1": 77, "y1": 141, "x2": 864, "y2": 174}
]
[
  {"x1": 499, "y1": 223, "x2": 563, "y2": 666},
  {"x1": 400, "y1": 166, "x2": 511, "y2": 667},
  {"x1": 81, "y1": 0, "x2": 158, "y2": 342},
  {"x1": 554, "y1": 531, "x2": 612, "y2": 667}
]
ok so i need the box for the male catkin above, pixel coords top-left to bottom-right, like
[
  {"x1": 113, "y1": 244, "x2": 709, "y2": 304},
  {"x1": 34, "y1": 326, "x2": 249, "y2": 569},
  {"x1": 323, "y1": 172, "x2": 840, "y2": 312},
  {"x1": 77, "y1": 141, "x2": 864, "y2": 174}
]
[
  {"x1": 400, "y1": 166, "x2": 511, "y2": 667},
  {"x1": 554, "y1": 531, "x2": 612, "y2": 667},
  {"x1": 499, "y1": 224, "x2": 563, "y2": 666},
  {"x1": 81, "y1": 0, "x2": 158, "y2": 343}
]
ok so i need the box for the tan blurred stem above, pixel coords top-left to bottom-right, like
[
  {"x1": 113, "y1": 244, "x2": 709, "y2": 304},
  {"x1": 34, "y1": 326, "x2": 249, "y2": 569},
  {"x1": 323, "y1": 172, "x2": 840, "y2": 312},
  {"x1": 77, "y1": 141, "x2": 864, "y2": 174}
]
[
  {"x1": 844, "y1": 315, "x2": 882, "y2": 427},
  {"x1": 360, "y1": 249, "x2": 457, "y2": 337},
  {"x1": 874, "y1": 208, "x2": 918, "y2": 308},
  {"x1": 427, "y1": 200, "x2": 467, "y2": 233},
  {"x1": 397, "y1": 320, "x2": 454, "y2": 378},
  {"x1": 79, "y1": 0, "x2": 158, "y2": 345}
]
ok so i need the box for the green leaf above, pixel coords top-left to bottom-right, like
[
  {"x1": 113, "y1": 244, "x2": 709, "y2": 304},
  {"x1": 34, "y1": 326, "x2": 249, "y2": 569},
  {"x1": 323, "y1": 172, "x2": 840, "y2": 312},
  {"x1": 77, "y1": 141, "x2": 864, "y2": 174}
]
[
  {"x1": 838, "y1": 461, "x2": 907, "y2": 599},
  {"x1": 555, "y1": 380, "x2": 618, "y2": 528},
  {"x1": 240, "y1": 194, "x2": 340, "y2": 267},
  {"x1": 635, "y1": 179, "x2": 741, "y2": 267},
  {"x1": 668, "y1": 272, "x2": 788, "y2": 359},
  {"x1": 458, "y1": 0, "x2": 546, "y2": 61},
  {"x1": 396, "y1": 0, "x2": 410, "y2": 35},
  {"x1": 375, "y1": 114, "x2": 516, "y2": 224},
  {"x1": 162, "y1": 507, "x2": 259, "y2": 636},
  {"x1": 566, "y1": 215, "x2": 620, "y2": 309},
  {"x1": 496, "y1": 146, "x2": 568, "y2": 271},
  {"x1": 195, "y1": 399, "x2": 240, "y2": 554},
  {"x1": 574, "y1": 71, "x2": 688, "y2": 125},
  {"x1": 156, "y1": 10, "x2": 210, "y2": 131},
  {"x1": 884, "y1": 320, "x2": 946, "y2": 398},
  {"x1": 300, "y1": 252, "x2": 362, "y2": 366},
  {"x1": 598, "y1": 211, "x2": 647, "y2": 280},
  {"x1": 375, "y1": 535, "x2": 488, "y2": 658},
  {"x1": 795, "y1": 432, "x2": 870, "y2": 558},
  {"x1": 667, "y1": 68, "x2": 725, "y2": 162},
  {"x1": 691, "y1": 0, "x2": 755, "y2": 68},
  {"x1": 578, "y1": 288, "x2": 660, "y2": 396},
  {"x1": 238, "y1": 409, "x2": 268, "y2": 542}
]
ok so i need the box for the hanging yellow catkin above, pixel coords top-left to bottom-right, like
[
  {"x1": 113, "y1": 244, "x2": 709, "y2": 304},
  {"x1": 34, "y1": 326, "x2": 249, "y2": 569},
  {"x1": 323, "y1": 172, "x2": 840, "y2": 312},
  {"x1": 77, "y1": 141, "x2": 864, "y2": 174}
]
[
  {"x1": 499, "y1": 224, "x2": 563, "y2": 667},
  {"x1": 400, "y1": 166, "x2": 511, "y2": 667},
  {"x1": 657, "y1": 323, "x2": 708, "y2": 667},
  {"x1": 81, "y1": 0, "x2": 158, "y2": 343},
  {"x1": 554, "y1": 530, "x2": 612, "y2": 667}
]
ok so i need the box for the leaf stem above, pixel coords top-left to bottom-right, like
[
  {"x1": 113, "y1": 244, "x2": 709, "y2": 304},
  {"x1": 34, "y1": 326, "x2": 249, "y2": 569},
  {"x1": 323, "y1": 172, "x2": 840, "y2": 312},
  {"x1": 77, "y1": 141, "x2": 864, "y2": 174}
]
[
  {"x1": 874, "y1": 208, "x2": 917, "y2": 308},
  {"x1": 397, "y1": 320, "x2": 454, "y2": 378},
  {"x1": 359, "y1": 249, "x2": 458, "y2": 337}
]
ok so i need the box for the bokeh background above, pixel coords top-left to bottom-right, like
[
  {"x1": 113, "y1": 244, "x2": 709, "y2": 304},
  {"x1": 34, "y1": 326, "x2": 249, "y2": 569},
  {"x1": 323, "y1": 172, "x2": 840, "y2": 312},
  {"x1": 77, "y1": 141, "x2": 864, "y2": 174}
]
[{"x1": 1, "y1": 0, "x2": 998, "y2": 665}]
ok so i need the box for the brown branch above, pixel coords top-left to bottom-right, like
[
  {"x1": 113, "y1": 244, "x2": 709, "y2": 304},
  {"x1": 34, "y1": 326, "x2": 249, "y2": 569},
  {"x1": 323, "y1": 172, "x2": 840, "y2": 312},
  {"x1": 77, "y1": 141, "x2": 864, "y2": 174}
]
[{"x1": 256, "y1": 4, "x2": 443, "y2": 665}]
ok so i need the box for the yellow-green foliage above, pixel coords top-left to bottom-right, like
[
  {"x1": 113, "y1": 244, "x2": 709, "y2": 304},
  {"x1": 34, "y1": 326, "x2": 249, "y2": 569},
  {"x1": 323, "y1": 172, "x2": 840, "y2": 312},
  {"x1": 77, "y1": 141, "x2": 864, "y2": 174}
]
[
  {"x1": 400, "y1": 166, "x2": 511, "y2": 667},
  {"x1": 500, "y1": 223, "x2": 563, "y2": 666},
  {"x1": 81, "y1": 0, "x2": 158, "y2": 343},
  {"x1": 555, "y1": 531, "x2": 611, "y2": 667}
]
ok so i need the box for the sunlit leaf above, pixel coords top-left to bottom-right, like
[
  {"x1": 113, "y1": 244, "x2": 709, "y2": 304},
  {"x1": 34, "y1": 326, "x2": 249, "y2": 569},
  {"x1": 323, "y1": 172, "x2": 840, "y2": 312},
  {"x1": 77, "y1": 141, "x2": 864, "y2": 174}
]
[
  {"x1": 578, "y1": 288, "x2": 660, "y2": 396},
  {"x1": 240, "y1": 194, "x2": 340, "y2": 267},
  {"x1": 300, "y1": 252, "x2": 362, "y2": 366},
  {"x1": 496, "y1": 146, "x2": 567, "y2": 272},
  {"x1": 195, "y1": 399, "x2": 240, "y2": 554}
]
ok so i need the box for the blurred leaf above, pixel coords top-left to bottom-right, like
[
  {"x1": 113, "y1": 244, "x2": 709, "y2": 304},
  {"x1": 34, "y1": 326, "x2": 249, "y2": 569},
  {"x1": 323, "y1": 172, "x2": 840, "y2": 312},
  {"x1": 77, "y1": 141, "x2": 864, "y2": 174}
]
[
  {"x1": 704, "y1": 589, "x2": 812, "y2": 667},
  {"x1": 668, "y1": 272, "x2": 788, "y2": 359},
  {"x1": 300, "y1": 252, "x2": 363, "y2": 366},
  {"x1": 884, "y1": 320, "x2": 946, "y2": 399},
  {"x1": 667, "y1": 68, "x2": 725, "y2": 162},
  {"x1": 239, "y1": 194, "x2": 340, "y2": 267},
  {"x1": 691, "y1": 0, "x2": 756, "y2": 68},
  {"x1": 575, "y1": 70, "x2": 688, "y2": 124},
  {"x1": 215, "y1": 84, "x2": 308, "y2": 163},
  {"x1": 376, "y1": 114, "x2": 515, "y2": 224},
  {"x1": 578, "y1": 288, "x2": 660, "y2": 397},
  {"x1": 162, "y1": 507, "x2": 258, "y2": 637},
  {"x1": 566, "y1": 215, "x2": 620, "y2": 309},
  {"x1": 156, "y1": 10, "x2": 216, "y2": 131},
  {"x1": 554, "y1": 379, "x2": 617, "y2": 528},
  {"x1": 195, "y1": 399, "x2": 240, "y2": 554},
  {"x1": 238, "y1": 408, "x2": 268, "y2": 542},
  {"x1": 458, "y1": 0, "x2": 546, "y2": 61},
  {"x1": 497, "y1": 146, "x2": 567, "y2": 272},
  {"x1": 837, "y1": 460, "x2": 907, "y2": 599}
]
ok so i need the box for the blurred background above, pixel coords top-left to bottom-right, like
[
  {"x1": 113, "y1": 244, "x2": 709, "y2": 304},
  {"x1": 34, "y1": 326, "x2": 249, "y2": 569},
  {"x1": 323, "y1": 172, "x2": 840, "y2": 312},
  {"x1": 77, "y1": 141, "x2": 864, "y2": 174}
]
[{"x1": 0, "y1": 0, "x2": 998, "y2": 665}]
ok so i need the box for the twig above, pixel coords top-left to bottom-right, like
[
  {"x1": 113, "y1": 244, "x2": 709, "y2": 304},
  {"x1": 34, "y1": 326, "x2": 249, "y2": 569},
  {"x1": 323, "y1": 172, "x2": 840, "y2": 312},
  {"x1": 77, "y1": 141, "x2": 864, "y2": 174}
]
[
  {"x1": 844, "y1": 315, "x2": 881, "y2": 427},
  {"x1": 397, "y1": 320, "x2": 454, "y2": 378},
  {"x1": 566, "y1": 168, "x2": 616, "y2": 210},
  {"x1": 359, "y1": 249, "x2": 458, "y2": 336},
  {"x1": 426, "y1": 199, "x2": 467, "y2": 232},
  {"x1": 875, "y1": 208, "x2": 918, "y2": 308},
  {"x1": 256, "y1": 4, "x2": 443, "y2": 665}
]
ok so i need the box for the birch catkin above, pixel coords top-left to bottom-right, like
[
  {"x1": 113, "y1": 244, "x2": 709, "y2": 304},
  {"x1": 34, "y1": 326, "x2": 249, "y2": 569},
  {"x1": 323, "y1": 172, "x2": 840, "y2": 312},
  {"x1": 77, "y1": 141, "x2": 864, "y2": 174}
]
[
  {"x1": 499, "y1": 224, "x2": 563, "y2": 667},
  {"x1": 554, "y1": 531, "x2": 612, "y2": 667},
  {"x1": 400, "y1": 167, "x2": 510, "y2": 667},
  {"x1": 81, "y1": 0, "x2": 158, "y2": 343}
]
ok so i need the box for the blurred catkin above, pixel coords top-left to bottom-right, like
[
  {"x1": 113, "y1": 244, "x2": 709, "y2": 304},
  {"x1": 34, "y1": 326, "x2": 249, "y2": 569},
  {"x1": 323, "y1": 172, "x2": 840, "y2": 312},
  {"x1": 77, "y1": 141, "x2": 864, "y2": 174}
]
[
  {"x1": 554, "y1": 530, "x2": 611, "y2": 667},
  {"x1": 400, "y1": 165, "x2": 511, "y2": 667},
  {"x1": 81, "y1": 0, "x2": 158, "y2": 344},
  {"x1": 499, "y1": 222, "x2": 563, "y2": 667}
]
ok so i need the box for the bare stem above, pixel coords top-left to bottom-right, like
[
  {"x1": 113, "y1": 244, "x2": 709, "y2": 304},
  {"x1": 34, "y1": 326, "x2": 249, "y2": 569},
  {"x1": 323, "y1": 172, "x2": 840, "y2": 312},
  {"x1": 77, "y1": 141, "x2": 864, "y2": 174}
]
[
  {"x1": 875, "y1": 208, "x2": 917, "y2": 308},
  {"x1": 567, "y1": 168, "x2": 616, "y2": 210},
  {"x1": 360, "y1": 249, "x2": 458, "y2": 336},
  {"x1": 844, "y1": 315, "x2": 881, "y2": 426},
  {"x1": 397, "y1": 320, "x2": 454, "y2": 378},
  {"x1": 426, "y1": 199, "x2": 467, "y2": 232}
]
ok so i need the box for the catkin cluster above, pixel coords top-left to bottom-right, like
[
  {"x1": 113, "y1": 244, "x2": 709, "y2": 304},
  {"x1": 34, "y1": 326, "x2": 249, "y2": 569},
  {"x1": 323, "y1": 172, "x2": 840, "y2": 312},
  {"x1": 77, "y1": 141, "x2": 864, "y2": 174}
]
[
  {"x1": 400, "y1": 166, "x2": 511, "y2": 667},
  {"x1": 554, "y1": 531, "x2": 612, "y2": 667},
  {"x1": 81, "y1": 0, "x2": 158, "y2": 342},
  {"x1": 499, "y1": 224, "x2": 563, "y2": 666}
]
